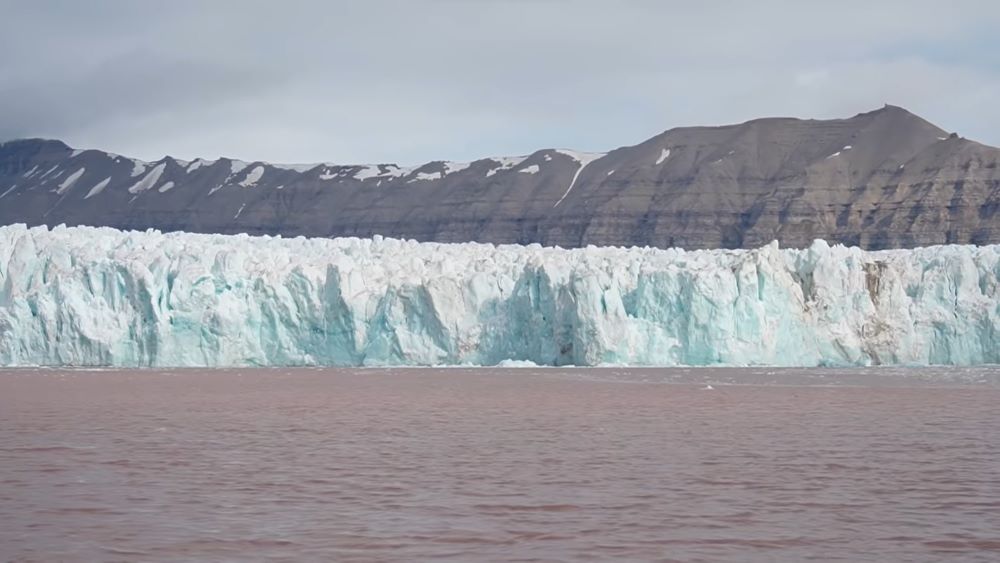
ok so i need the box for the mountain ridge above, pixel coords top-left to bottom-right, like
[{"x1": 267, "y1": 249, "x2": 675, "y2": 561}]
[
  {"x1": 0, "y1": 105, "x2": 962, "y2": 172},
  {"x1": 2, "y1": 106, "x2": 998, "y2": 250}
]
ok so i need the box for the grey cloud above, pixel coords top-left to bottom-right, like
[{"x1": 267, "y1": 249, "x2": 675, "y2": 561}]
[
  {"x1": 1, "y1": 0, "x2": 999, "y2": 164},
  {"x1": 0, "y1": 50, "x2": 288, "y2": 140}
]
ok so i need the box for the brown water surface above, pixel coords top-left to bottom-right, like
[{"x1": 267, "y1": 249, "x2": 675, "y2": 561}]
[{"x1": 1, "y1": 367, "x2": 999, "y2": 561}]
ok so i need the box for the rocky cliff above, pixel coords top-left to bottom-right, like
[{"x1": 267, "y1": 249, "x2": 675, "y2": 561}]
[{"x1": 1, "y1": 105, "x2": 998, "y2": 249}]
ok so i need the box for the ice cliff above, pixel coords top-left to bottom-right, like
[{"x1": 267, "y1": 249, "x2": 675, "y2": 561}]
[{"x1": 1, "y1": 224, "x2": 998, "y2": 367}]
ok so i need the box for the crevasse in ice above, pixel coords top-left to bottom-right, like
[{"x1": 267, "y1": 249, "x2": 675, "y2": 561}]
[{"x1": 1, "y1": 224, "x2": 998, "y2": 367}]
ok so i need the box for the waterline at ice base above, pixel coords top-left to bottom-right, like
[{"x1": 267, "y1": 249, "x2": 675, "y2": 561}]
[{"x1": 1, "y1": 224, "x2": 998, "y2": 368}]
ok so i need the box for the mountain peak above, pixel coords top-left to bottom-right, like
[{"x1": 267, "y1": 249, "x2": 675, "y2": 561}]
[
  {"x1": 872, "y1": 103, "x2": 912, "y2": 114},
  {"x1": 853, "y1": 104, "x2": 942, "y2": 128},
  {"x1": 1, "y1": 138, "x2": 71, "y2": 151}
]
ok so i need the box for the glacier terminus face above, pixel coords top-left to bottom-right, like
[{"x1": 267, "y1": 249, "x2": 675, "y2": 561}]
[{"x1": 0, "y1": 224, "x2": 998, "y2": 367}]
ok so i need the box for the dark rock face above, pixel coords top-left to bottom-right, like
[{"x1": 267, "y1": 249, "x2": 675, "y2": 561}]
[{"x1": 1, "y1": 105, "x2": 998, "y2": 249}]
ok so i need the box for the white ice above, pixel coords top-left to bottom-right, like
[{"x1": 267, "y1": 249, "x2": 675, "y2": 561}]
[{"x1": 2, "y1": 225, "x2": 997, "y2": 368}]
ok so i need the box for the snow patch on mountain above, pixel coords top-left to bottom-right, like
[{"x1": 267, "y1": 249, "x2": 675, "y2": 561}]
[
  {"x1": 410, "y1": 171, "x2": 441, "y2": 182},
  {"x1": 350, "y1": 164, "x2": 419, "y2": 181},
  {"x1": 238, "y1": 166, "x2": 265, "y2": 188},
  {"x1": 352, "y1": 165, "x2": 383, "y2": 181},
  {"x1": 130, "y1": 160, "x2": 147, "y2": 177},
  {"x1": 486, "y1": 156, "x2": 528, "y2": 177},
  {"x1": 553, "y1": 150, "x2": 606, "y2": 207},
  {"x1": 443, "y1": 161, "x2": 471, "y2": 175},
  {"x1": 186, "y1": 159, "x2": 210, "y2": 173},
  {"x1": 84, "y1": 177, "x2": 112, "y2": 199},
  {"x1": 229, "y1": 160, "x2": 249, "y2": 175},
  {"x1": 127, "y1": 163, "x2": 167, "y2": 194},
  {"x1": 56, "y1": 168, "x2": 85, "y2": 194},
  {"x1": 378, "y1": 164, "x2": 419, "y2": 180},
  {"x1": 271, "y1": 162, "x2": 327, "y2": 173}
]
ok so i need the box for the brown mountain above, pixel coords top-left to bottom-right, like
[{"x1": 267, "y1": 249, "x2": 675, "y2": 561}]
[{"x1": 1, "y1": 105, "x2": 998, "y2": 249}]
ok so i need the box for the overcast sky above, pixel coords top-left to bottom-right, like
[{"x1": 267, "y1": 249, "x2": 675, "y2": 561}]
[{"x1": 2, "y1": 0, "x2": 998, "y2": 164}]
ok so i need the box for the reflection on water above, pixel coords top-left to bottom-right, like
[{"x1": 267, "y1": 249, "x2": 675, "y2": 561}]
[{"x1": 1, "y1": 367, "x2": 999, "y2": 561}]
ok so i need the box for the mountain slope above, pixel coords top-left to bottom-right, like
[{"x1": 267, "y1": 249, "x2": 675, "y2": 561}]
[{"x1": 1, "y1": 105, "x2": 998, "y2": 249}]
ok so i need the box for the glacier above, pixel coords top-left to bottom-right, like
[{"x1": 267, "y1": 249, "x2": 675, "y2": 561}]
[{"x1": 0, "y1": 224, "x2": 998, "y2": 367}]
